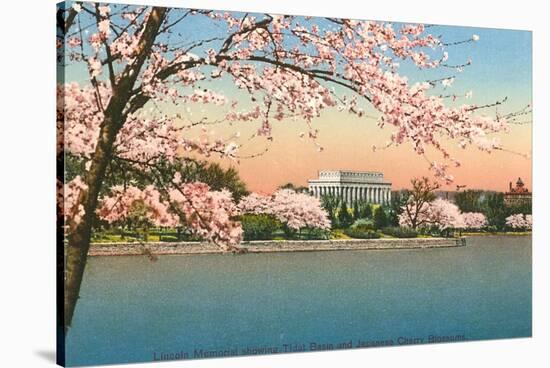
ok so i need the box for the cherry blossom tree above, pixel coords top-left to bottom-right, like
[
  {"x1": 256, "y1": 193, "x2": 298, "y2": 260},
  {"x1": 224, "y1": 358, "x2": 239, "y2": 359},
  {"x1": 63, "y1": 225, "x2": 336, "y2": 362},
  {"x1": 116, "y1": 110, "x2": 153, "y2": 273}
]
[
  {"x1": 57, "y1": 2, "x2": 523, "y2": 331},
  {"x1": 462, "y1": 212, "x2": 487, "y2": 229},
  {"x1": 398, "y1": 177, "x2": 439, "y2": 229},
  {"x1": 238, "y1": 189, "x2": 331, "y2": 231},
  {"x1": 505, "y1": 214, "x2": 532, "y2": 230},
  {"x1": 425, "y1": 198, "x2": 465, "y2": 230},
  {"x1": 399, "y1": 197, "x2": 463, "y2": 231},
  {"x1": 400, "y1": 200, "x2": 488, "y2": 232}
]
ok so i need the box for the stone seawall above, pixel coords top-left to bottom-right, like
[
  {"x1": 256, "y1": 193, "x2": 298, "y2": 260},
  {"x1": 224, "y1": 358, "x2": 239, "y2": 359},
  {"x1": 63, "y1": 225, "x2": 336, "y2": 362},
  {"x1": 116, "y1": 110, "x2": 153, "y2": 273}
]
[{"x1": 88, "y1": 237, "x2": 465, "y2": 256}]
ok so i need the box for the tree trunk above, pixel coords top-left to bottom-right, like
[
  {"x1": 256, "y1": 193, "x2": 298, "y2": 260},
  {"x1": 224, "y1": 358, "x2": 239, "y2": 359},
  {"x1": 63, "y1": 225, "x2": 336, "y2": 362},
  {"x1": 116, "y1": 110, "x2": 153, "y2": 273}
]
[
  {"x1": 62, "y1": 7, "x2": 167, "y2": 335},
  {"x1": 64, "y1": 114, "x2": 123, "y2": 333}
]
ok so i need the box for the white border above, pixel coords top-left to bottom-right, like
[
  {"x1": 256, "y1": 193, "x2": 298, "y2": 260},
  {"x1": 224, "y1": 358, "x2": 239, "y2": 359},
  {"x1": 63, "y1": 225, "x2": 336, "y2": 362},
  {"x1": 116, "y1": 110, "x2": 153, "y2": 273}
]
[{"x1": 1, "y1": 0, "x2": 548, "y2": 367}]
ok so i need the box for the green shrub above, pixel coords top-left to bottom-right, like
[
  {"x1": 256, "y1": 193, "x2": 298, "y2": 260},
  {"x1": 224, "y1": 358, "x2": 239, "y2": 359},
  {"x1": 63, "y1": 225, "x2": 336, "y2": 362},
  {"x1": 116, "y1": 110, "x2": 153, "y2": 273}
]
[
  {"x1": 350, "y1": 218, "x2": 375, "y2": 230},
  {"x1": 330, "y1": 229, "x2": 351, "y2": 239},
  {"x1": 301, "y1": 227, "x2": 330, "y2": 240},
  {"x1": 373, "y1": 207, "x2": 389, "y2": 229},
  {"x1": 160, "y1": 235, "x2": 179, "y2": 242},
  {"x1": 240, "y1": 214, "x2": 282, "y2": 241},
  {"x1": 344, "y1": 228, "x2": 381, "y2": 239},
  {"x1": 382, "y1": 226, "x2": 418, "y2": 238}
]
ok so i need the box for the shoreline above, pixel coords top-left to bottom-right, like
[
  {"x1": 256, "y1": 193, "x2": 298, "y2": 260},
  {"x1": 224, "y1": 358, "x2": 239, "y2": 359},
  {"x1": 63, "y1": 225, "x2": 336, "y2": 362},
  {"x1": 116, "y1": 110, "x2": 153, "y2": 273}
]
[{"x1": 88, "y1": 237, "x2": 466, "y2": 257}]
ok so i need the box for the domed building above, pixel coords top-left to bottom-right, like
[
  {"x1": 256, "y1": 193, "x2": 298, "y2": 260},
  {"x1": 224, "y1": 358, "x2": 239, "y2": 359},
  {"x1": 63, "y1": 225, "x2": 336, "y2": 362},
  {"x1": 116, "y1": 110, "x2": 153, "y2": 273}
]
[{"x1": 504, "y1": 177, "x2": 532, "y2": 206}]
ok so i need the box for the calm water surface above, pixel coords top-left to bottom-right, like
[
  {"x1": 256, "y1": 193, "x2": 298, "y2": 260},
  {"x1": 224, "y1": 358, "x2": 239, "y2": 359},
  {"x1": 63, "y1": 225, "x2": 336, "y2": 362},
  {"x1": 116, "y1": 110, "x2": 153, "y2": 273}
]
[{"x1": 66, "y1": 236, "x2": 531, "y2": 366}]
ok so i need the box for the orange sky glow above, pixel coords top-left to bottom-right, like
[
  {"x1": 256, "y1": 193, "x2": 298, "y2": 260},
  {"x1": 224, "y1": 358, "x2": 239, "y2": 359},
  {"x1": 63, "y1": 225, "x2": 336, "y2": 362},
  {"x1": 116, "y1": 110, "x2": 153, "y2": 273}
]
[{"x1": 188, "y1": 107, "x2": 532, "y2": 194}]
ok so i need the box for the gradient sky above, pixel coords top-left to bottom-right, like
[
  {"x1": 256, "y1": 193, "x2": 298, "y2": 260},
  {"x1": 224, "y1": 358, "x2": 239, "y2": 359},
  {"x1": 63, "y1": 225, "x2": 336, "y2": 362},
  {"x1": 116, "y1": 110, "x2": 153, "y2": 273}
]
[{"x1": 65, "y1": 5, "x2": 532, "y2": 193}]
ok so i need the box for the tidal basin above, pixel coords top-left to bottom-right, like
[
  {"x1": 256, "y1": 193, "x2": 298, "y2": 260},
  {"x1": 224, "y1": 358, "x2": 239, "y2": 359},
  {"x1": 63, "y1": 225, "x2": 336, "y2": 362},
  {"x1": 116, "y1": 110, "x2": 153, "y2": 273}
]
[{"x1": 66, "y1": 235, "x2": 531, "y2": 366}]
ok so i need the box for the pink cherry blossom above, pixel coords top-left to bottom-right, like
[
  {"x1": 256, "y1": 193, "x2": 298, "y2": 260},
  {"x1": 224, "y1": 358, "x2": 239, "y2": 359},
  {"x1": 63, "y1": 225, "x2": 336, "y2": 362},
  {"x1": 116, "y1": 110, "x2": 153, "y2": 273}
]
[
  {"x1": 238, "y1": 189, "x2": 331, "y2": 231},
  {"x1": 61, "y1": 176, "x2": 88, "y2": 230},
  {"x1": 96, "y1": 181, "x2": 243, "y2": 248},
  {"x1": 462, "y1": 212, "x2": 487, "y2": 229},
  {"x1": 58, "y1": 6, "x2": 523, "y2": 250},
  {"x1": 505, "y1": 214, "x2": 532, "y2": 230},
  {"x1": 399, "y1": 198, "x2": 464, "y2": 230}
]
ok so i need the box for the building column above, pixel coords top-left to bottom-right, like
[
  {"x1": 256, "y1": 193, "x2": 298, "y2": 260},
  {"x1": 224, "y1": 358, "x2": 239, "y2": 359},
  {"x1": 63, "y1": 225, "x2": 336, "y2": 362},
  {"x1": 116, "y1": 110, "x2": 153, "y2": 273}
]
[
  {"x1": 371, "y1": 187, "x2": 375, "y2": 203},
  {"x1": 345, "y1": 186, "x2": 349, "y2": 204}
]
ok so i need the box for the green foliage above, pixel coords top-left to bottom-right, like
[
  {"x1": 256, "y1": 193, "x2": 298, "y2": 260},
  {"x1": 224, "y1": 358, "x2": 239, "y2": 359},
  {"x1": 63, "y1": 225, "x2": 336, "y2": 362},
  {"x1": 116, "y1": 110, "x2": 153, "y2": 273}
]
[
  {"x1": 301, "y1": 227, "x2": 330, "y2": 240},
  {"x1": 362, "y1": 202, "x2": 373, "y2": 219},
  {"x1": 382, "y1": 226, "x2": 418, "y2": 238},
  {"x1": 454, "y1": 190, "x2": 531, "y2": 231},
  {"x1": 125, "y1": 200, "x2": 154, "y2": 230},
  {"x1": 172, "y1": 159, "x2": 249, "y2": 201},
  {"x1": 506, "y1": 200, "x2": 532, "y2": 216},
  {"x1": 159, "y1": 235, "x2": 179, "y2": 242},
  {"x1": 330, "y1": 229, "x2": 351, "y2": 239},
  {"x1": 344, "y1": 227, "x2": 381, "y2": 239},
  {"x1": 454, "y1": 190, "x2": 486, "y2": 213},
  {"x1": 373, "y1": 206, "x2": 389, "y2": 229},
  {"x1": 320, "y1": 194, "x2": 341, "y2": 227},
  {"x1": 388, "y1": 190, "x2": 409, "y2": 226},
  {"x1": 337, "y1": 201, "x2": 353, "y2": 228},
  {"x1": 353, "y1": 201, "x2": 361, "y2": 220},
  {"x1": 64, "y1": 153, "x2": 87, "y2": 182},
  {"x1": 484, "y1": 192, "x2": 507, "y2": 230},
  {"x1": 67, "y1": 155, "x2": 250, "y2": 201},
  {"x1": 350, "y1": 218, "x2": 375, "y2": 230},
  {"x1": 240, "y1": 214, "x2": 282, "y2": 241}
]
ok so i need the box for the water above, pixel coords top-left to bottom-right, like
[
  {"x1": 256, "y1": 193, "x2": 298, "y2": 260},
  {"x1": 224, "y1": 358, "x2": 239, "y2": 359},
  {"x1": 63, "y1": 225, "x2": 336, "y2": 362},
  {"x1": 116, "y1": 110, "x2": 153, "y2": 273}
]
[{"x1": 66, "y1": 236, "x2": 532, "y2": 366}]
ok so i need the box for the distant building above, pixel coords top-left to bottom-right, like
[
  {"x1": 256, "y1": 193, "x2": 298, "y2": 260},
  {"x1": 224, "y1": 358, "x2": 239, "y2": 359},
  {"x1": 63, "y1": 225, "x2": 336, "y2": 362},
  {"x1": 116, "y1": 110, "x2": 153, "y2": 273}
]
[
  {"x1": 504, "y1": 177, "x2": 532, "y2": 206},
  {"x1": 308, "y1": 170, "x2": 392, "y2": 204}
]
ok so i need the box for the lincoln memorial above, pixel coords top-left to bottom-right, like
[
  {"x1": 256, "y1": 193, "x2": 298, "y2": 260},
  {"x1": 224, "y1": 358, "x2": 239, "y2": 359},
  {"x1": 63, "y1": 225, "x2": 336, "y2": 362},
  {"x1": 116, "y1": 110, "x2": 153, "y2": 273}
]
[{"x1": 308, "y1": 170, "x2": 392, "y2": 205}]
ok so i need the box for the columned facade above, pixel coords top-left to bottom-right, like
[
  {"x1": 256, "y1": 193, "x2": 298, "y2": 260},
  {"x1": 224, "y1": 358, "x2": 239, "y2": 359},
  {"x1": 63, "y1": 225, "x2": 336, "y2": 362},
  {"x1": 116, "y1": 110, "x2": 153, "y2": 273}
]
[{"x1": 308, "y1": 170, "x2": 392, "y2": 205}]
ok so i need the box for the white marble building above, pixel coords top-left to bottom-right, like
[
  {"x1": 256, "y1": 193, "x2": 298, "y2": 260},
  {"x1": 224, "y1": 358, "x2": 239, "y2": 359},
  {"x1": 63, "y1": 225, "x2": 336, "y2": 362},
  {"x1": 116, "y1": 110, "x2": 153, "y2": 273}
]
[{"x1": 308, "y1": 170, "x2": 392, "y2": 205}]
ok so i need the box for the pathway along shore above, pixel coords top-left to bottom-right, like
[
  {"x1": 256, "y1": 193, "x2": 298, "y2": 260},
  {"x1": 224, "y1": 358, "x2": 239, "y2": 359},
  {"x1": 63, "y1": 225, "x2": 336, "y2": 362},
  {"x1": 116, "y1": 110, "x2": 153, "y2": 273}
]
[{"x1": 88, "y1": 237, "x2": 466, "y2": 256}]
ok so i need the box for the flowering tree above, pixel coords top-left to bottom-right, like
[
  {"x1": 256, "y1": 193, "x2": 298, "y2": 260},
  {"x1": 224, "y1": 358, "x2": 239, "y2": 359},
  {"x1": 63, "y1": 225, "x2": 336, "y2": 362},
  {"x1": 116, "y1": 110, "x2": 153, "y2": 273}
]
[
  {"x1": 398, "y1": 177, "x2": 439, "y2": 229},
  {"x1": 505, "y1": 214, "x2": 532, "y2": 230},
  {"x1": 462, "y1": 212, "x2": 487, "y2": 229},
  {"x1": 239, "y1": 189, "x2": 331, "y2": 231},
  {"x1": 400, "y1": 200, "x2": 490, "y2": 233},
  {"x1": 425, "y1": 198, "x2": 465, "y2": 230},
  {"x1": 57, "y1": 2, "x2": 521, "y2": 330},
  {"x1": 399, "y1": 197, "x2": 463, "y2": 231},
  {"x1": 96, "y1": 180, "x2": 243, "y2": 246}
]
